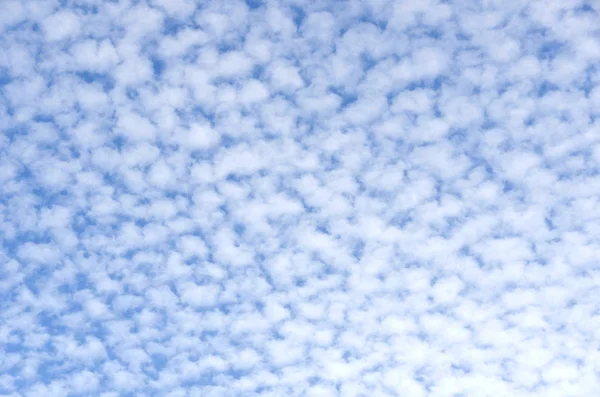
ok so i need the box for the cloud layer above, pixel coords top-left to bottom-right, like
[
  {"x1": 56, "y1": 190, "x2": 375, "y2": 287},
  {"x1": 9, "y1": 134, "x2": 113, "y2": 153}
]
[{"x1": 1, "y1": 0, "x2": 600, "y2": 396}]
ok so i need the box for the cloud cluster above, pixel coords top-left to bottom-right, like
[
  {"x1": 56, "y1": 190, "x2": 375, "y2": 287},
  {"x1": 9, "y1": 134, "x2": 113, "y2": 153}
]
[{"x1": 1, "y1": 0, "x2": 600, "y2": 396}]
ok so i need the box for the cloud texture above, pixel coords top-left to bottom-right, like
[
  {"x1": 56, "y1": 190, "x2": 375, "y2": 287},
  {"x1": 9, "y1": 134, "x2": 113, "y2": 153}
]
[{"x1": 1, "y1": 0, "x2": 600, "y2": 396}]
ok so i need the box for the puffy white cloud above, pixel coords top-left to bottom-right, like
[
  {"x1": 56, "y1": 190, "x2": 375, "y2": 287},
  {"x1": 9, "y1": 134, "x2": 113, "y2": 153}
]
[
  {"x1": 175, "y1": 122, "x2": 221, "y2": 150},
  {"x1": 70, "y1": 39, "x2": 120, "y2": 72},
  {"x1": 238, "y1": 79, "x2": 270, "y2": 105},
  {"x1": 42, "y1": 10, "x2": 81, "y2": 42}
]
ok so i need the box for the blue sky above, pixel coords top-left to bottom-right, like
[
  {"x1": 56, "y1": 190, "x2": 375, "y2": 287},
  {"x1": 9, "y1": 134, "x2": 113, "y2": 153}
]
[{"x1": 1, "y1": 0, "x2": 600, "y2": 396}]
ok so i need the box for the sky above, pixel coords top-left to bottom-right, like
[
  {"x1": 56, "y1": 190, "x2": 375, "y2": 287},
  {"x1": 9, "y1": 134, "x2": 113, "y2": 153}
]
[{"x1": 1, "y1": 0, "x2": 600, "y2": 396}]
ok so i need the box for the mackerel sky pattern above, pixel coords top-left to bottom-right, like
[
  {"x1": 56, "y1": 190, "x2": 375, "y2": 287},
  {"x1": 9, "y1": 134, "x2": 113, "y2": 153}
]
[{"x1": 1, "y1": 0, "x2": 600, "y2": 396}]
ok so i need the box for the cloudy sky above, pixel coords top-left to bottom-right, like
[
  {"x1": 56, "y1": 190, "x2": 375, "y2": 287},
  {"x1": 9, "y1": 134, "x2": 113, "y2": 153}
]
[{"x1": 1, "y1": 0, "x2": 600, "y2": 396}]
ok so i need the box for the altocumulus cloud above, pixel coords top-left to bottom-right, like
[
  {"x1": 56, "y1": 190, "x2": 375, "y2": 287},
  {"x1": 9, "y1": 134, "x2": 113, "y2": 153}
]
[{"x1": 1, "y1": 0, "x2": 600, "y2": 396}]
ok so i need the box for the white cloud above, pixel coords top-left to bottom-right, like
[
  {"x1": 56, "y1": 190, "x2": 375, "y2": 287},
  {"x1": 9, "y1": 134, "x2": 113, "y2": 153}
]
[
  {"x1": 175, "y1": 122, "x2": 221, "y2": 150},
  {"x1": 178, "y1": 281, "x2": 220, "y2": 307},
  {"x1": 217, "y1": 51, "x2": 254, "y2": 78},
  {"x1": 238, "y1": 79, "x2": 270, "y2": 105},
  {"x1": 70, "y1": 39, "x2": 120, "y2": 72},
  {"x1": 268, "y1": 60, "x2": 305, "y2": 93},
  {"x1": 1, "y1": 0, "x2": 599, "y2": 396},
  {"x1": 117, "y1": 110, "x2": 157, "y2": 142},
  {"x1": 17, "y1": 242, "x2": 62, "y2": 265},
  {"x1": 42, "y1": 10, "x2": 81, "y2": 42}
]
